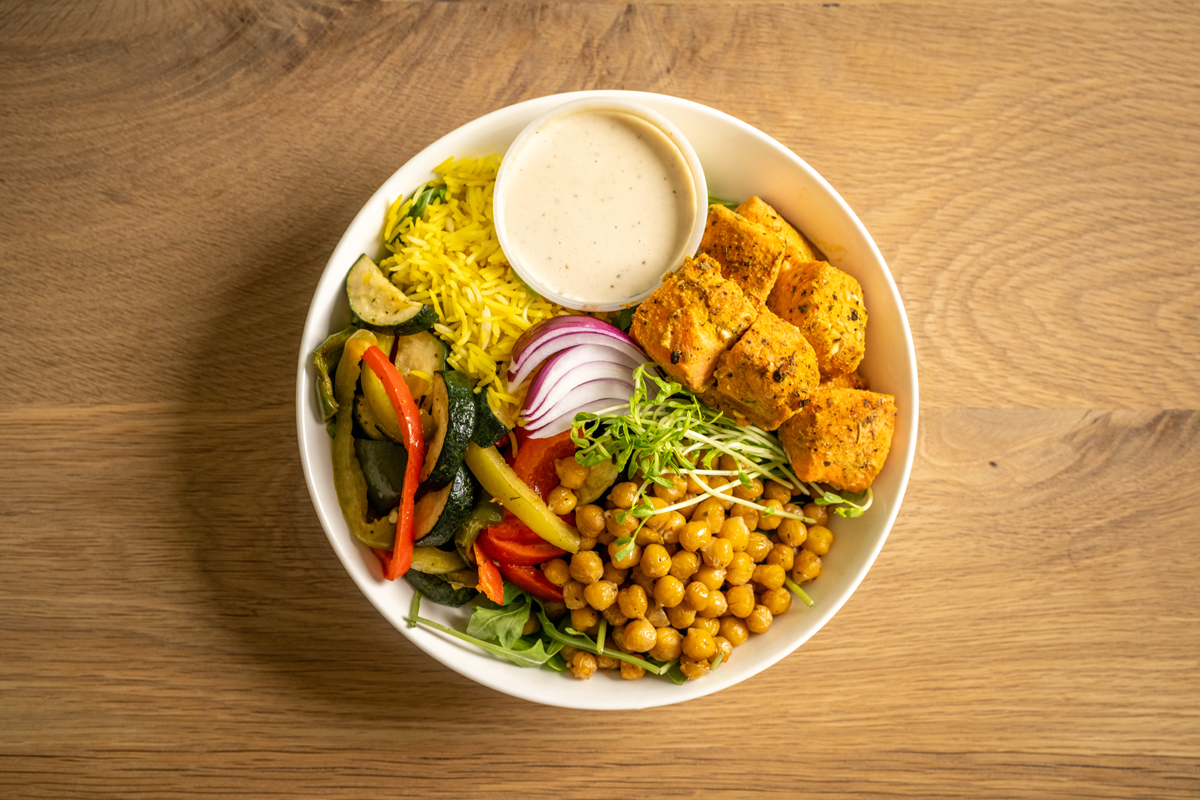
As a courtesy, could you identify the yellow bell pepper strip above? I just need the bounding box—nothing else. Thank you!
[332,329,395,551]
[474,541,504,604]
[463,443,580,554]
[361,344,425,580]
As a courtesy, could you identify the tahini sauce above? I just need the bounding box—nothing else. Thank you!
[501,110,697,305]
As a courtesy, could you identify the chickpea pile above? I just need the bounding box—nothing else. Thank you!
[540,454,834,681]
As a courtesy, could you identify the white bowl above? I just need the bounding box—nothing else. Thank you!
[296,91,919,710]
[493,97,708,311]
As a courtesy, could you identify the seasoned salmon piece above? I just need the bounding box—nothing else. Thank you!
[630,254,758,393]
[701,309,820,431]
[736,196,818,263]
[767,260,867,377]
[698,204,786,306]
[778,387,897,493]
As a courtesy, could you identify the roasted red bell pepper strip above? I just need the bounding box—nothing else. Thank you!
[477,525,567,566]
[512,430,576,501]
[474,541,504,604]
[361,345,425,580]
[497,562,564,603]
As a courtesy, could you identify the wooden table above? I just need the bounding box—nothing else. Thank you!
[3,1,1197,797]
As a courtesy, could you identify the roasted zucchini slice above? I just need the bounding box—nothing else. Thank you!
[420,370,477,488]
[471,386,511,447]
[394,330,448,400]
[345,254,437,333]
[403,569,477,607]
[413,464,479,548]
[353,438,409,518]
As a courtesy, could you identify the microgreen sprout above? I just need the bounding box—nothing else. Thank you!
[810,485,873,518]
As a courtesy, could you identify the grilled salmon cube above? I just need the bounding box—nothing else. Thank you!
[702,309,820,431]
[630,254,758,393]
[767,260,867,376]
[778,387,897,493]
[736,196,818,263]
[698,204,786,306]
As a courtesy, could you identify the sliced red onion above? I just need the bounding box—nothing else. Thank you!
[508,317,647,390]
[525,398,633,438]
[522,347,642,419]
[523,378,633,428]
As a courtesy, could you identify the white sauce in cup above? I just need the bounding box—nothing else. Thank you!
[494,100,707,311]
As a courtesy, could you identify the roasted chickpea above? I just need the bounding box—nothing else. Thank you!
[757,499,783,530]
[634,525,664,546]
[523,613,540,636]
[679,520,712,552]
[695,565,727,592]
[718,454,744,473]
[542,600,568,622]
[747,604,773,634]
[610,481,640,510]
[763,480,792,503]
[604,508,638,537]
[629,564,656,593]
[640,543,671,578]
[753,563,787,591]
[559,644,579,662]
[719,615,750,646]
[563,580,587,610]
[669,549,701,582]
[608,539,642,569]
[554,457,590,490]
[653,473,687,503]
[577,535,598,551]
[576,504,606,536]
[683,581,710,611]
[623,618,657,653]
[699,588,729,619]
[703,537,734,569]
[679,654,710,681]
[730,503,759,532]
[676,495,698,519]
[726,584,755,618]
[643,496,670,530]
[617,584,649,619]
[541,558,571,587]
[691,617,721,637]
[725,552,755,585]
[570,606,599,633]
[803,502,830,527]
[660,511,687,540]
[584,579,618,611]
[569,551,603,584]
[620,660,646,680]
[601,604,629,627]
[718,516,751,552]
[777,518,808,548]
[665,603,697,629]
[803,525,834,556]
[732,477,764,501]
[602,562,628,585]
[654,575,686,608]
[570,650,597,679]
[646,600,670,628]
[712,636,734,665]
[685,472,709,495]
[649,626,683,661]
[547,486,578,515]
[794,550,822,584]
[766,542,795,571]
[693,497,726,532]
[682,627,717,660]
[745,532,773,562]
[760,586,793,616]
[597,650,621,670]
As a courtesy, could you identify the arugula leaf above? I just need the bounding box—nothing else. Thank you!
[467,587,531,649]
[613,306,637,332]
[405,184,447,223]
[414,614,557,669]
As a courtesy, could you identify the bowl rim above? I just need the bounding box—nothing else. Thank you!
[295,90,919,709]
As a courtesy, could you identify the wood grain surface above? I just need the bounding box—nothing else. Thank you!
[2,1,1198,797]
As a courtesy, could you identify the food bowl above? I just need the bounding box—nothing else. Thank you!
[296,91,918,710]
[493,97,708,312]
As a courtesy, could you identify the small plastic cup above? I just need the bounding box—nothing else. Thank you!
[493,97,708,312]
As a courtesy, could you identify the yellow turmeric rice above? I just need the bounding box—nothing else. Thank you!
[379,155,571,423]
